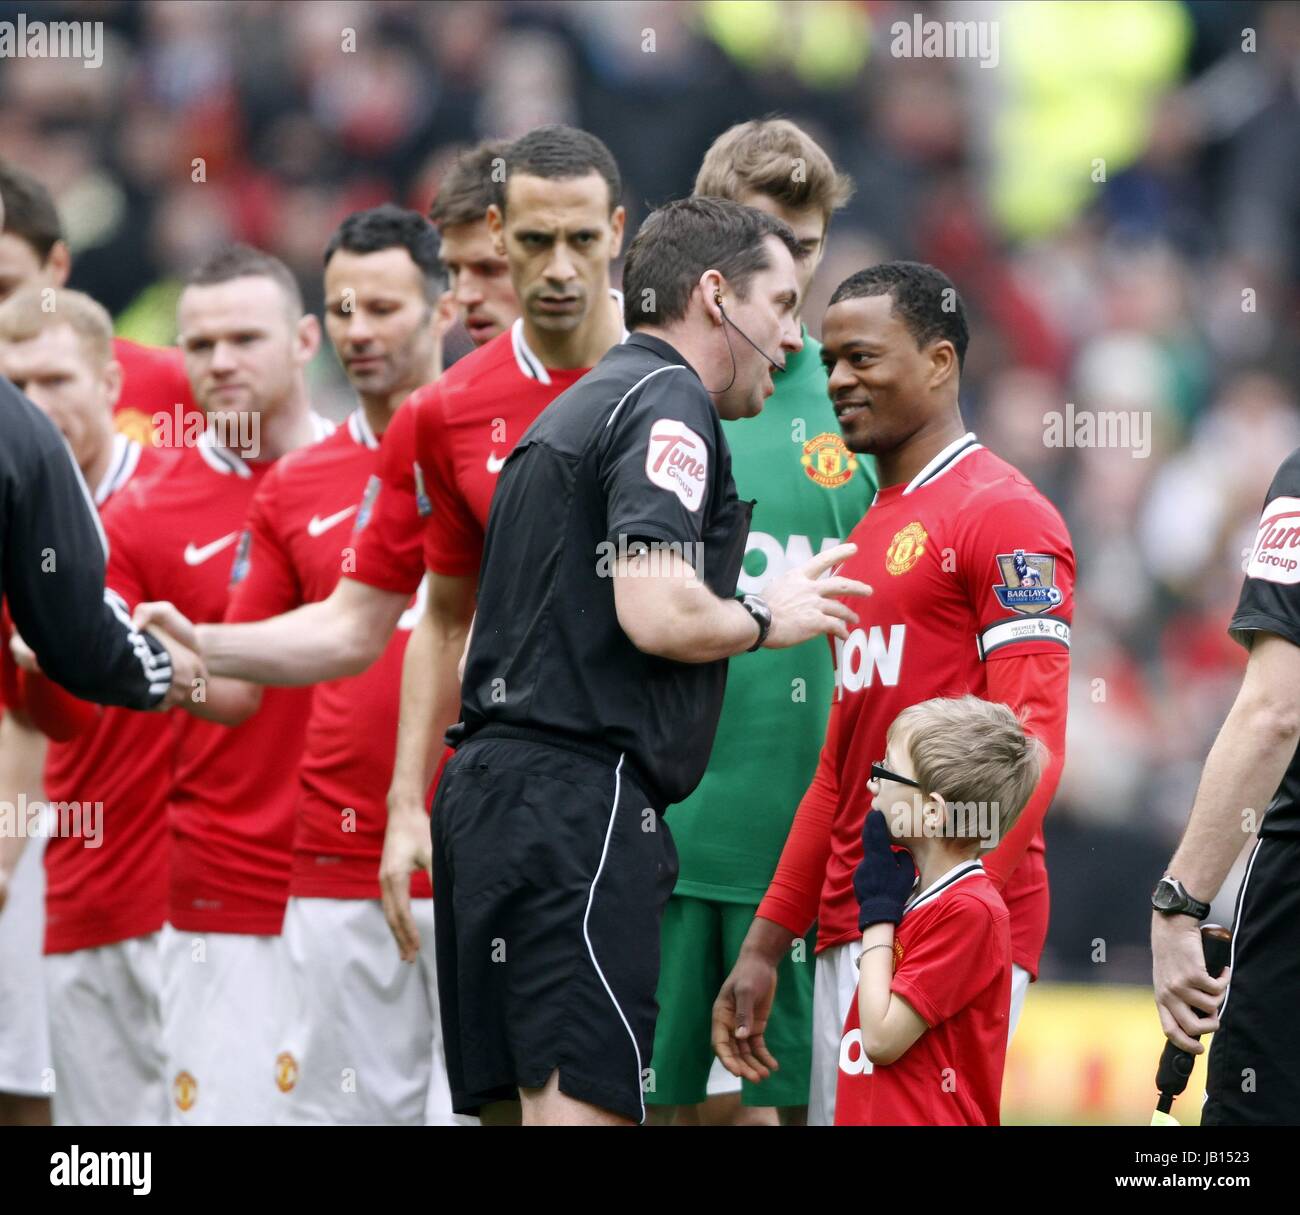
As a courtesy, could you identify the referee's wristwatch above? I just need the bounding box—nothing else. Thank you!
[1150,876,1211,921]
[737,593,772,651]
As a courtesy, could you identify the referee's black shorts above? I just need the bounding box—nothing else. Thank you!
[1203,832,1300,1125]
[430,725,678,1123]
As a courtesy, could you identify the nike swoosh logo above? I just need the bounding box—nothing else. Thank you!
[183,533,239,566]
[486,452,507,474]
[307,505,358,537]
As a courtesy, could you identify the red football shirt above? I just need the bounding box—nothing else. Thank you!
[834,862,1011,1125]
[42,436,174,953]
[757,435,1074,977]
[111,337,201,448]
[225,409,430,901]
[351,319,592,591]
[105,423,330,936]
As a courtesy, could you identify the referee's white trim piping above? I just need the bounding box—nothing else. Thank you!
[62,438,109,558]
[581,753,646,1124]
[1214,835,1262,1028]
[604,364,684,430]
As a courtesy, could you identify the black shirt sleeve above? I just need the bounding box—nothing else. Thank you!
[1,382,172,709]
[599,365,718,550]
[1230,446,1300,651]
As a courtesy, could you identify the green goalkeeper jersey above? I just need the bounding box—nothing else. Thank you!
[668,331,876,903]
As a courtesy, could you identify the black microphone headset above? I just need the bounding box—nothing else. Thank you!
[706,290,784,394]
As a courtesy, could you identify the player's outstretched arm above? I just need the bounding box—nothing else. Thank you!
[136,577,410,686]
[613,542,870,663]
[1152,631,1300,1051]
[380,571,474,962]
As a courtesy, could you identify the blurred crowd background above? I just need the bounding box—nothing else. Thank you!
[2,0,1297,999]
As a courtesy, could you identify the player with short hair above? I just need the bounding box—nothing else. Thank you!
[647,117,872,1127]
[0,160,199,445]
[108,245,331,1125]
[838,695,1043,1125]
[714,262,1074,1126]
[0,286,172,1126]
[222,205,459,1124]
[430,140,516,347]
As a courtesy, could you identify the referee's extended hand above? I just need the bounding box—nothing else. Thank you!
[762,543,871,648]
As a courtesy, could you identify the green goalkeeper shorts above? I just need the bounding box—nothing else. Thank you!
[646,894,815,1108]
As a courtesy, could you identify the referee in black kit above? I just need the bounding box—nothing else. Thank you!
[1152,444,1300,1124]
[433,197,871,1126]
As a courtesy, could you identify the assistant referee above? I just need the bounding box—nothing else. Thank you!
[1,375,193,709]
[1152,443,1300,1124]
[432,196,871,1126]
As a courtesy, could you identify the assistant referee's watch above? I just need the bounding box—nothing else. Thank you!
[737,593,772,651]
[1151,876,1211,921]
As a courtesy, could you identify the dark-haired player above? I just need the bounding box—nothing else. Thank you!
[714,262,1074,1125]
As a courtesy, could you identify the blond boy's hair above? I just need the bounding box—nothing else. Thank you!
[693,117,853,226]
[890,695,1044,843]
[0,286,114,369]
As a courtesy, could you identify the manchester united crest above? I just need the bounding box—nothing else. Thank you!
[173,1070,198,1112]
[114,408,156,447]
[275,1051,299,1093]
[885,522,928,575]
[801,432,857,489]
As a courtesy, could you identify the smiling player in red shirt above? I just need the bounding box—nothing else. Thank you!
[714,263,1074,1125]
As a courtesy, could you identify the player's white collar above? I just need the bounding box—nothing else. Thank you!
[511,289,629,384]
[904,858,984,916]
[197,428,252,478]
[347,408,380,450]
[197,412,334,476]
[93,433,142,506]
[902,432,982,495]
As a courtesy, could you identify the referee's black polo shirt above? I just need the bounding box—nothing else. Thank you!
[452,332,753,808]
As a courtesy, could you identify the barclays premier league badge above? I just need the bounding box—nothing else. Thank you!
[229,530,253,585]
[993,549,1062,615]
[356,474,382,532]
